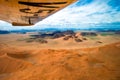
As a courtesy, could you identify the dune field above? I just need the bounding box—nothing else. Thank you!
[0,31,120,80]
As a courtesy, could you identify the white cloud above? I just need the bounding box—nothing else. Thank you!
[36,0,120,26]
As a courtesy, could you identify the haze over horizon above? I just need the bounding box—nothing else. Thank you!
[0,0,120,30]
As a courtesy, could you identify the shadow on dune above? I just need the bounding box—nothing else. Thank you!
[0,54,32,74]
[0,42,120,80]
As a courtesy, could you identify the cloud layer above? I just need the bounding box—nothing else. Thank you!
[37,0,120,25]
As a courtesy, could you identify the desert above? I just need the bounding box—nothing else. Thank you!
[0,30,120,80]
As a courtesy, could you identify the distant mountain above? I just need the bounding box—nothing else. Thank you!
[0,30,10,34]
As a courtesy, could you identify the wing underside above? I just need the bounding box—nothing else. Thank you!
[0,0,77,26]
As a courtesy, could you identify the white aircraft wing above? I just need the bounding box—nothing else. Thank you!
[0,0,77,26]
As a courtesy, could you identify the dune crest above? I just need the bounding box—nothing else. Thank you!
[0,42,120,80]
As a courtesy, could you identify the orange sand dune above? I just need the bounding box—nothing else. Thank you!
[0,42,120,80]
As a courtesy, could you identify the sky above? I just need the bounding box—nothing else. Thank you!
[0,0,120,30]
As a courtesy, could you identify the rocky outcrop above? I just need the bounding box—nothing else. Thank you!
[81,32,97,36]
[82,37,87,40]
[30,30,76,39]
[75,38,83,42]
[115,31,120,34]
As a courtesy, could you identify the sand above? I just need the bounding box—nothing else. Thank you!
[0,33,120,80]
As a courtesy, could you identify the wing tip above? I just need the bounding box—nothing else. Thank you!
[12,22,34,26]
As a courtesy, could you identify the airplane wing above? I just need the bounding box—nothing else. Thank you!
[0,0,77,26]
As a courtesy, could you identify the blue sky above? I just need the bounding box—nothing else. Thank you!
[0,0,120,30]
